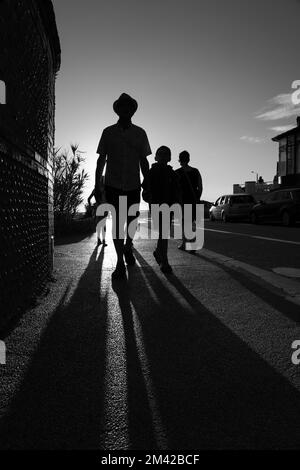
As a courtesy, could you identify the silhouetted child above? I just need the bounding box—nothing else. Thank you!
[147,146,180,274]
[88,176,108,247]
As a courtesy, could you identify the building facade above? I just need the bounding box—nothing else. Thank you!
[0,0,61,329]
[232,180,278,200]
[272,117,300,189]
[233,117,300,198]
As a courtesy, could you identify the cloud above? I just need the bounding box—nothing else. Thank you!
[256,93,300,121]
[240,136,266,144]
[269,124,295,133]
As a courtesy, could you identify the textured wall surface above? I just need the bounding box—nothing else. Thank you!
[0,0,60,329]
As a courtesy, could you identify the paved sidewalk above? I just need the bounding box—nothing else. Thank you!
[1,230,300,449]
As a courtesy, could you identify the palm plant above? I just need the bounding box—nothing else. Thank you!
[53,144,89,219]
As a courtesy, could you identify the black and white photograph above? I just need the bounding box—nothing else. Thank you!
[1,0,300,458]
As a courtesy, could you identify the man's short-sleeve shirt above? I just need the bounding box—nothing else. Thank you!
[97,123,151,191]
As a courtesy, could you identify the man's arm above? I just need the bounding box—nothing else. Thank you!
[140,130,151,186]
[95,129,107,202]
[140,157,150,181]
[95,154,106,202]
[197,170,203,200]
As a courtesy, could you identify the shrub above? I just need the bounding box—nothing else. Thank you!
[53,144,89,219]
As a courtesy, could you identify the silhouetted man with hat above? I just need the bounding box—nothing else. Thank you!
[95,93,151,279]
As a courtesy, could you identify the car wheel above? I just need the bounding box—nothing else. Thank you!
[282,211,292,227]
[222,212,228,223]
[250,212,259,224]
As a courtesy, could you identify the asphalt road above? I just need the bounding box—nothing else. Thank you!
[203,219,300,275]
[0,221,300,450]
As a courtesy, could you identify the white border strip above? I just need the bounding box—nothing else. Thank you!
[199,248,300,306]
[203,227,300,246]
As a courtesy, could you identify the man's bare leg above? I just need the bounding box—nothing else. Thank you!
[124,213,139,265]
[112,209,126,279]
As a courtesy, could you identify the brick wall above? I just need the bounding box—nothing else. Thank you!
[0,0,60,330]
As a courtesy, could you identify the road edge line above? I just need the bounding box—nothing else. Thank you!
[198,248,300,307]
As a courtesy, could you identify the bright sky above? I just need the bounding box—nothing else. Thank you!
[52,0,300,206]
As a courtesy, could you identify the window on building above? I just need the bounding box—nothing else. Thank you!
[278,138,287,176]
[296,141,300,174]
[287,135,295,175]
[0,80,6,104]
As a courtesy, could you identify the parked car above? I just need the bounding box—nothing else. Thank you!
[201,200,213,219]
[209,193,256,222]
[250,188,300,226]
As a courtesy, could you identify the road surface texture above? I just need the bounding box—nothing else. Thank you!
[0,216,300,450]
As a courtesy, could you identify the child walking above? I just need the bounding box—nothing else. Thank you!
[146,146,181,274]
[88,176,108,247]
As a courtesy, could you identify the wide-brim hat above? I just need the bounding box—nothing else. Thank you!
[113,93,138,116]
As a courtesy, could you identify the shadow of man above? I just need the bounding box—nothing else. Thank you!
[111,278,157,450]
[122,250,300,450]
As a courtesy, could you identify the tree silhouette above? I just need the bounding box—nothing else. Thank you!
[53,144,89,219]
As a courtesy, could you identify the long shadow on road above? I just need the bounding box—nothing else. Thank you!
[0,247,107,450]
[122,251,300,449]
[111,280,158,450]
[2,246,300,449]
[193,251,300,324]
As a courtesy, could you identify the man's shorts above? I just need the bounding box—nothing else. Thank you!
[105,185,141,216]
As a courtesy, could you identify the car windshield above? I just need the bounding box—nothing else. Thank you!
[292,190,300,202]
[231,195,254,204]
